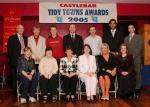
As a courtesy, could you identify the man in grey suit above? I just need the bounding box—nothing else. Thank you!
[124,24,143,97]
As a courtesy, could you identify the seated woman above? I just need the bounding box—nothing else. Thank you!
[97,43,117,101]
[17,47,37,104]
[116,43,135,99]
[59,47,78,102]
[78,44,97,102]
[39,47,58,103]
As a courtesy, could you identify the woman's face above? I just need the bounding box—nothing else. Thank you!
[24,50,32,58]
[120,45,127,54]
[101,46,109,55]
[46,50,52,58]
[66,49,73,57]
[84,46,90,55]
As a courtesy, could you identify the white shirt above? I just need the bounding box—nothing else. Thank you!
[84,35,102,56]
[111,29,116,37]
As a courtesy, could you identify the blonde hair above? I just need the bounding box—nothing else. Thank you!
[100,43,110,55]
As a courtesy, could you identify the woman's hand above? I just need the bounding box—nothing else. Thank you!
[121,72,129,76]
[27,74,32,80]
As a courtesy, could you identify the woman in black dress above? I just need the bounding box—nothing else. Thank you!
[116,43,135,99]
[97,43,117,101]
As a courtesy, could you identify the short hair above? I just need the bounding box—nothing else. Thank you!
[24,47,32,53]
[50,25,57,29]
[89,26,96,30]
[128,24,135,28]
[65,46,73,52]
[83,44,92,55]
[45,47,53,52]
[100,43,110,54]
[109,19,117,24]
[33,25,40,30]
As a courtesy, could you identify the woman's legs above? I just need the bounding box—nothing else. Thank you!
[99,76,105,99]
[90,76,97,100]
[104,75,111,99]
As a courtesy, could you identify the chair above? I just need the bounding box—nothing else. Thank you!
[17,73,40,102]
[58,71,79,101]
[0,53,7,88]
[98,75,118,99]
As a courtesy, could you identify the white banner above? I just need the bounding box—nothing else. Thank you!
[39,3,117,23]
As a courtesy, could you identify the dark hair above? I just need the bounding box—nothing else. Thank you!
[49,25,57,29]
[83,44,92,55]
[45,47,53,52]
[119,43,128,54]
[109,19,117,24]
[65,46,73,52]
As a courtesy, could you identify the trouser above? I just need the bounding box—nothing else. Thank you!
[134,62,142,89]
[40,74,58,96]
[80,74,97,96]
[10,65,17,95]
[62,75,78,96]
[18,73,38,99]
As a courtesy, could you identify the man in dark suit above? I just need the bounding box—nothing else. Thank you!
[7,24,27,95]
[124,24,143,97]
[103,19,124,55]
[63,24,83,57]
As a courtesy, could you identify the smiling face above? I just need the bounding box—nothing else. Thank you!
[66,49,73,57]
[69,24,76,33]
[16,25,24,35]
[24,49,32,59]
[120,45,127,55]
[89,27,96,36]
[84,46,91,55]
[50,27,57,36]
[46,50,53,58]
[33,28,40,38]
[109,20,117,30]
[128,25,135,33]
[101,44,109,55]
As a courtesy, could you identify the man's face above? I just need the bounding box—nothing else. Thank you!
[16,25,24,35]
[109,21,117,30]
[89,27,96,35]
[69,24,76,33]
[128,25,135,33]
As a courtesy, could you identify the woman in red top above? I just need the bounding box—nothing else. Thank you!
[46,25,64,60]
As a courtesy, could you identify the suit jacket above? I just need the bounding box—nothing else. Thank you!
[124,34,143,63]
[7,34,27,67]
[103,29,124,52]
[78,54,97,73]
[28,35,46,64]
[63,34,83,56]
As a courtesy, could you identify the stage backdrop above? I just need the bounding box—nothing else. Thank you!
[39,3,117,23]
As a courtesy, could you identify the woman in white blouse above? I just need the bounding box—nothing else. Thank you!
[78,44,98,102]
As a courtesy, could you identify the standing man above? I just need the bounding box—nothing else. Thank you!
[46,25,64,60]
[84,26,102,56]
[7,24,27,95]
[63,24,83,57]
[28,25,46,71]
[124,25,143,97]
[103,19,124,55]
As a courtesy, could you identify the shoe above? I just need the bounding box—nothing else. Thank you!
[43,96,47,103]
[71,98,76,103]
[105,97,109,101]
[66,95,70,102]
[52,95,57,102]
[29,97,36,103]
[20,98,27,104]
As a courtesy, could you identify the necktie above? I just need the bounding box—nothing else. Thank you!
[129,35,133,42]
[19,36,25,54]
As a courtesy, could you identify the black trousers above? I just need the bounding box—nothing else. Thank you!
[62,75,78,96]
[40,74,58,96]
[10,65,17,95]
[18,73,38,99]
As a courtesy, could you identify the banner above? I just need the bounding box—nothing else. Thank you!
[39,3,117,23]
[3,9,21,52]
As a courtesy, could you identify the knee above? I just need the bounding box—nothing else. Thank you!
[99,76,104,83]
